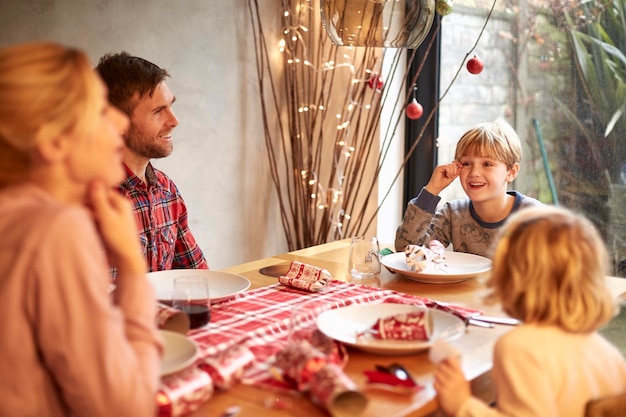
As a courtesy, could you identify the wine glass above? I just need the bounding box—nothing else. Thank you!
[288,299,333,345]
[172,275,211,329]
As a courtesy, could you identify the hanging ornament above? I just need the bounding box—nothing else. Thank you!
[406,87,424,120]
[367,73,384,92]
[407,99,424,120]
[466,54,484,74]
[435,0,453,16]
[539,54,550,71]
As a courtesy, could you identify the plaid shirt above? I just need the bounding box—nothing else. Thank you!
[117,163,208,275]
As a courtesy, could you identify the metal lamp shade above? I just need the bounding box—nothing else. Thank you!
[320,0,436,48]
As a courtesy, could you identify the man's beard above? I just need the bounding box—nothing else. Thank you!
[124,126,173,159]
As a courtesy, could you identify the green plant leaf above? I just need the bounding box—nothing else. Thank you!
[605,104,625,137]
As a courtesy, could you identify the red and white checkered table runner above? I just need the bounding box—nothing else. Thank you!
[158,280,480,416]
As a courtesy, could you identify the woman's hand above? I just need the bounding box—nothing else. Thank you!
[87,181,145,275]
[425,161,463,196]
[434,356,471,416]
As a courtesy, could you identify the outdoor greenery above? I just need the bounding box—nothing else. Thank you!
[548,0,626,273]
[444,0,626,274]
[550,0,625,192]
[248,0,626,274]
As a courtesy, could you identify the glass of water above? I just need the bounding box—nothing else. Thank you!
[348,236,381,279]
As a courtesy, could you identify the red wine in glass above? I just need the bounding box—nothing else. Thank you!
[172,276,211,330]
[178,304,211,329]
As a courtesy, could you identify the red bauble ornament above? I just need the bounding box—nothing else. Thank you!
[539,58,550,71]
[406,99,424,120]
[466,55,484,74]
[368,74,384,91]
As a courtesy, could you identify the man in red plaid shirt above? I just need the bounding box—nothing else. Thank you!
[96,52,209,275]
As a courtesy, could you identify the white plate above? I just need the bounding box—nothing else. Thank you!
[316,303,466,355]
[160,330,198,376]
[381,252,491,284]
[147,269,251,303]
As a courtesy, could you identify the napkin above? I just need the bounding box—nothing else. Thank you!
[156,303,191,334]
[363,367,422,393]
[278,261,332,292]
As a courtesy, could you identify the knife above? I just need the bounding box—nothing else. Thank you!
[470,315,520,326]
[467,318,494,328]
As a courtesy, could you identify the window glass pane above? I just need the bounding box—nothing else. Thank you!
[438,0,626,276]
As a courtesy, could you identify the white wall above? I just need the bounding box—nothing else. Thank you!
[438,7,515,202]
[0,0,404,268]
[0,0,288,269]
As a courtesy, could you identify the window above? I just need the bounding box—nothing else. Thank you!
[405,0,626,276]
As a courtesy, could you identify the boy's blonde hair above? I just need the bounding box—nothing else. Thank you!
[486,205,616,333]
[454,118,522,169]
[0,42,99,187]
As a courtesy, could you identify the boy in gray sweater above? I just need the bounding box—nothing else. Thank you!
[395,118,542,258]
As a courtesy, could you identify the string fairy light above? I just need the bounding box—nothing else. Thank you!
[264,0,394,244]
[249,0,470,248]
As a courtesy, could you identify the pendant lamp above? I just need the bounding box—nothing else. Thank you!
[321,0,436,48]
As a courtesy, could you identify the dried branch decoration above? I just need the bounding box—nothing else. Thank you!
[247,0,494,250]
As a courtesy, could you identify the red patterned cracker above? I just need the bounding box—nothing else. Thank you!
[404,240,447,272]
[360,309,433,341]
[310,329,348,367]
[199,345,254,389]
[158,367,214,417]
[278,261,332,292]
[404,245,433,272]
[428,239,446,266]
[275,341,328,390]
[310,363,367,415]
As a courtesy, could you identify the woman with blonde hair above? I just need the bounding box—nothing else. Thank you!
[0,42,162,416]
[434,205,626,416]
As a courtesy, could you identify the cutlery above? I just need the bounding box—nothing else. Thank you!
[364,363,420,392]
[375,363,416,385]
[470,315,519,326]
[467,318,494,328]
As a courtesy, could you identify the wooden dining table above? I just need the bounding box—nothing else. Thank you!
[187,239,626,417]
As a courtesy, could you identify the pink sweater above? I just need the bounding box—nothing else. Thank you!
[0,185,162,417]
[458,324,626,417]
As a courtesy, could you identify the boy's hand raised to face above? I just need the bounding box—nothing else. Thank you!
[425,161,463,196]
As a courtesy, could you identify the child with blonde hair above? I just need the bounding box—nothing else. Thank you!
[395,118,542,257]
[434,205,626,416]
